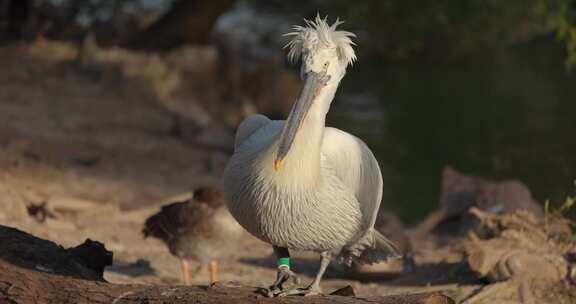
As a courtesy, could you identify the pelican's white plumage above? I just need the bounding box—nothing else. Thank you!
[284,17,357,66]
[222,16,400,296]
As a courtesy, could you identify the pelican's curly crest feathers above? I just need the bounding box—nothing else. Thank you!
[284,15,357,66]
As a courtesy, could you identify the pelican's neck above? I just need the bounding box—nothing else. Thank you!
[272,81,340,186]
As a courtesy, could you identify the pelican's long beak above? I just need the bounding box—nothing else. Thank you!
[275,70,330,172]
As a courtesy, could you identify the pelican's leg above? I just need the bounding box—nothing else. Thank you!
[277,251,331,297]
[181,259,190,286]
[265,246,300,297]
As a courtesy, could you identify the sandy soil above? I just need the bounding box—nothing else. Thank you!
[0,40,490,302]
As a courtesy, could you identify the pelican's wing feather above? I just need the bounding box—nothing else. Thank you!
[321,127,383,231]
[233,114,272,150]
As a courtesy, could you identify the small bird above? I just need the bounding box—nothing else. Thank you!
[142,186,240,286]
[222,16,401,297]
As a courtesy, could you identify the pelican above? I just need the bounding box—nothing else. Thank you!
[221,16,401,296]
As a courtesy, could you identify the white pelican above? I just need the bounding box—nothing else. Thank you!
[221,16,401,296]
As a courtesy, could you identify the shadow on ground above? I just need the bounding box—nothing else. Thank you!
[106,258,156,277]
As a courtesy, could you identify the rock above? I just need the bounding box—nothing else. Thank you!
[441,167,543,218]
[465,208,572,284]
[467,240,508,278]
[419,167,544,236]
[492,251,565,282]
[467,242,566,282]
[462,207,576,304]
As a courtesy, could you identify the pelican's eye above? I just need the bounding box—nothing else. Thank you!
[323,62,330,70]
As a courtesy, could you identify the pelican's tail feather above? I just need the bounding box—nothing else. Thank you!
[337,229,402,266]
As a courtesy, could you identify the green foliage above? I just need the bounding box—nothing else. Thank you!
[558,196,575,214]
[544,182,576,240]
[545,196,575,218]
[249,0,576,66]
[555,3,576,70]
[332,0,567,53]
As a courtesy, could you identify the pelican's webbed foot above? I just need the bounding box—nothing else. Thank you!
[265,266,300,297]
[275,250,331,297]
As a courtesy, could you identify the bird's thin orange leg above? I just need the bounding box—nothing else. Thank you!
[181,259,190,286]
[209,260,218,287]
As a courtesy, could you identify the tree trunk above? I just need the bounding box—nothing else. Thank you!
[0,0,31,42]
[127,0,236,51]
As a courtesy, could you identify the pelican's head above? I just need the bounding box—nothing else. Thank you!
[275,16,356,172]
[286,15,357,84]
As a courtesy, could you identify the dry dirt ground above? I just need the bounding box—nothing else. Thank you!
[3,40,571,303]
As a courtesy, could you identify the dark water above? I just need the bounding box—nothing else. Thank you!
[330,38,576,224]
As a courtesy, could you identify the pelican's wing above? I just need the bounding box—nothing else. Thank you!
[321,127,383,231]
[233,114,271,149]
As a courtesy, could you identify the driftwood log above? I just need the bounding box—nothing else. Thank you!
[0,225,454,304]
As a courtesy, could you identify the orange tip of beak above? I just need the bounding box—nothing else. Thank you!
[274,159,282,172]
